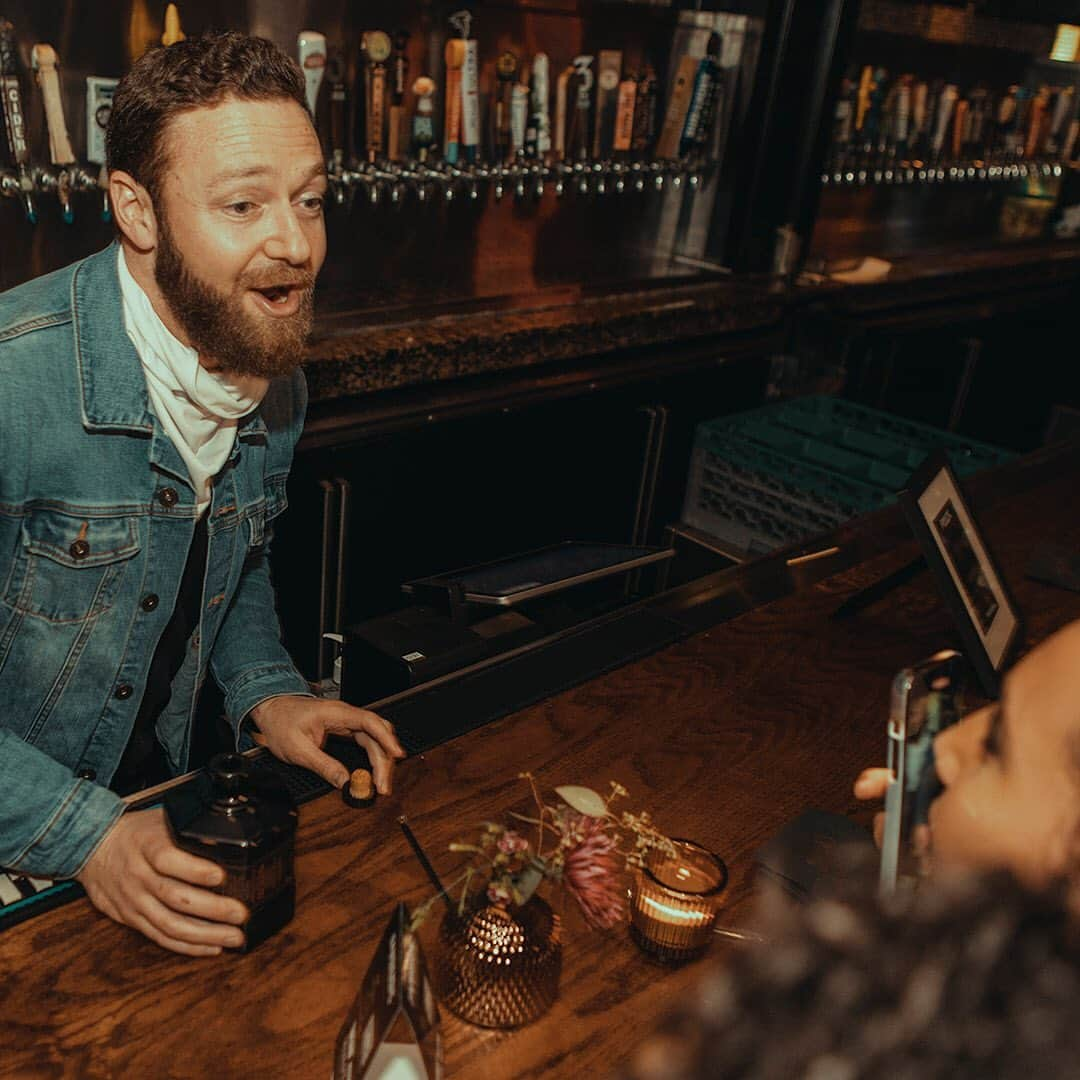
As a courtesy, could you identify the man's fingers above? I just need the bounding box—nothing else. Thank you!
[913,823,932,856]
[329,706,405,759]
[291,740,350,788]
[134,893,246,950]
[854,767,892,800]
[151,875,247,925]
[128,910,226,957]
[356,732,393,796]
[151,844,226,889]
[872,810,885,849]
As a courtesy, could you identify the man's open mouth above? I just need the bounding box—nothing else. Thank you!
[248,282,309,317]
[253,285,296,305]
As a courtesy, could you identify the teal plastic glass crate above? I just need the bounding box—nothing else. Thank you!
[682,396,1013,557]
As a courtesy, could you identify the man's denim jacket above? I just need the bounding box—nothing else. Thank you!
[0,244,312,879]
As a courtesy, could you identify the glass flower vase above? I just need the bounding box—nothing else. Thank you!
[434,895,562,1029]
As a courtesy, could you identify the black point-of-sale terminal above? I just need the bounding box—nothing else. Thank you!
[337,542,672,705]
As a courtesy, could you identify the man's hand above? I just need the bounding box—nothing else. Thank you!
[854,766,931,858]
[76,808,247,956]
[854,767,892,847]
[250,696,405,794]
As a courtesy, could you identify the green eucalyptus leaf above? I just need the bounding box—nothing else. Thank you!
[555,784,608,817]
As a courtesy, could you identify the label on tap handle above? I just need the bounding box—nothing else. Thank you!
[569,55,593,161]
[362,30,392,163]
[0,19,30,165]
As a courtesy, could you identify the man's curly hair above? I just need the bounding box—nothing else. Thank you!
[106,31,308,202]
[621,871,1080,1080]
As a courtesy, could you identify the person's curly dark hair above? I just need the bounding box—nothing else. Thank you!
[620,871,1080,1080]
[107,31,307,203]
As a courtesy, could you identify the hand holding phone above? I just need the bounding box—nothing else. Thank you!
[879,650,966,893]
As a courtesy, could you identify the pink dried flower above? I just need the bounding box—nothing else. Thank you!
[562,813,625,930]
[497,830,530,855]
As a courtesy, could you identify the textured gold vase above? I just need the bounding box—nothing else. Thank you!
[434,896,562,1029]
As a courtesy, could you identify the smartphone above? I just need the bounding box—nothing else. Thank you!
[879,649,966,893]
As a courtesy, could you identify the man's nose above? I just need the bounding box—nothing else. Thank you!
[263,204,312,266]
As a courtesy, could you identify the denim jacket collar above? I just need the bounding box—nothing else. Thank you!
[74,242,156,435]
[72,244,268,479]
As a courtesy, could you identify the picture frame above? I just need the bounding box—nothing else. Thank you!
[898,451,1022,698]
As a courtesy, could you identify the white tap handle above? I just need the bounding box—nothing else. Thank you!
[531,53,550,154]
[31,43,75,166]
[461,39,480,156]
[297,30,327,118]
[510,82,528,154]
[932,84,958,154]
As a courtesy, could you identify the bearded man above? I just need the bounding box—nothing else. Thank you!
[0,32,402,955]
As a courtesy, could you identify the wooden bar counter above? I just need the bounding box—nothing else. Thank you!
[3,443,1080,1079]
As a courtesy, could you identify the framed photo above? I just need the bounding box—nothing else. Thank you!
[899,452,1022,698]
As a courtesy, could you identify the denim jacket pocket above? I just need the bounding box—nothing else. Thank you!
[5,510,140,622]
[247,473,289,548]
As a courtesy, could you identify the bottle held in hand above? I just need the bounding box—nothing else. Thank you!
[165,753,298,951]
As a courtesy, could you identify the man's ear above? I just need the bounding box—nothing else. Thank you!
[109,169,158,251]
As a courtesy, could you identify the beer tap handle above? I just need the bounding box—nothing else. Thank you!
[613,70,637,160]
[0,19,36,223]
[86,75,117,222]
[297,31,327,122]
[952,97,968,161]
[911,80,928,157]
[510,81,528,161]
[31,43,76,223]
[326,51,348,185]
[451,11,479,164]
[631,67,657,161]
[161,3,185,47]
[656,55,696,161]
[593,49,622,159]
[894,75,911,158]
[1026,86,1049,159]
[529,53,550,158]
[569,54,593,163]
[411,75,436,164]
[494,51,517,162]
[855,65,874,136]
[931,84,957,156]
[444,33,465,164]
[388,30,409,162]
[679,33,723,163]
[361,31,391,164]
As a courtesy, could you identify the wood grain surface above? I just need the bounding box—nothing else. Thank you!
[2,446,1079,1080]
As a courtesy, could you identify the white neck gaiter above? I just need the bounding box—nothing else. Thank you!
[117,246,269,513]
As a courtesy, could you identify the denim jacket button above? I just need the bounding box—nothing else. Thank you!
[157,487,179,507]
[141,593,160,612]
[75,767,97,781]
[69,538,90,560]
[114,683,133,700]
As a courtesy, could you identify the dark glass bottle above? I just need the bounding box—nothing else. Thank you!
[164,753,298,952]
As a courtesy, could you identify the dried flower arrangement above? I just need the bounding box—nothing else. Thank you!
[411,773,676,932]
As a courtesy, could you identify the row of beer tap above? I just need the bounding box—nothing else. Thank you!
[822,65,1078,187]
[0,5,730,223]
[275,11,725,207]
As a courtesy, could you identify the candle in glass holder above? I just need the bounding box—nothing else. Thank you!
[630,839,728,963]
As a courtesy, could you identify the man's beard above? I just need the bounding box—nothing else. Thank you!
[154,216,316,380]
